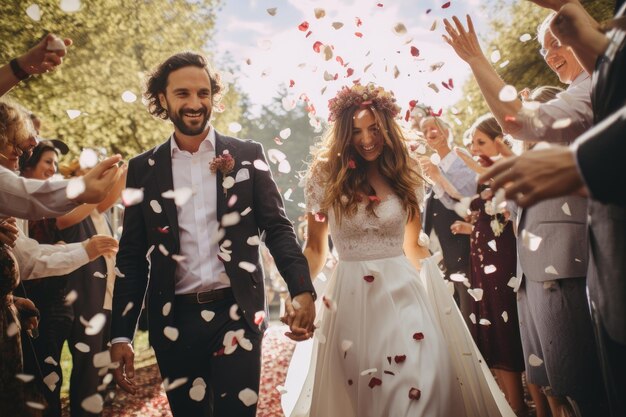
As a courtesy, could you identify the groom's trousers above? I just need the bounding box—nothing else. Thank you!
[154,292,263,417]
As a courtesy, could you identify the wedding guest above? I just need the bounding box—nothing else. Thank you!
[417,116,474,328]
[0,102,123,219]
[15,142,120,417]
[482,2,626,414]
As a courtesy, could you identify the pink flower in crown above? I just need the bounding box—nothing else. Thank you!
[210,150,235,175]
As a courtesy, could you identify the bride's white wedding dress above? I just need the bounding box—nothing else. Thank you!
[282,168,515,417]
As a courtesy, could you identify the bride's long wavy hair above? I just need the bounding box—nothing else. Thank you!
[310,104,422,224]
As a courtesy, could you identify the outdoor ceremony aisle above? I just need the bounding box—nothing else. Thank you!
[60,325,296,417]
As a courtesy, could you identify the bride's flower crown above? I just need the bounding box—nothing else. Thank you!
[328,83,401,122]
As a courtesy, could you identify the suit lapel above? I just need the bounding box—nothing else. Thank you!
[154,138,180,249]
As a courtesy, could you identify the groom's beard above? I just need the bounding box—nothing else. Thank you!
[168,103,211,136]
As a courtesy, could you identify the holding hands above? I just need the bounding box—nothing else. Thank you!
[282,292,316,341]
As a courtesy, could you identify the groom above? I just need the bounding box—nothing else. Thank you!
[110,52,316,417]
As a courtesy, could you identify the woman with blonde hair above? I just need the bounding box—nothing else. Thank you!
[283,84,515,417]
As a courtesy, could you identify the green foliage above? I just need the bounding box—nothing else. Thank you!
[0,0,247,159]
[449,0,614,141]
[239,86,326,230]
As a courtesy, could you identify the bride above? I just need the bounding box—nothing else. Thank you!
[281,83,515,417]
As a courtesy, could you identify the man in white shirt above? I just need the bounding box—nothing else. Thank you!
[110,52,316,417]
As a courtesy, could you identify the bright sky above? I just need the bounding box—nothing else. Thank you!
[212,0,497,122]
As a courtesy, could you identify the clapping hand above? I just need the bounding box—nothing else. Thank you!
[282,292,316,342]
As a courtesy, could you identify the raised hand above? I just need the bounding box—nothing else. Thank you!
[18,34,73,75]
[442,15,484,64]
[110,342,138,394]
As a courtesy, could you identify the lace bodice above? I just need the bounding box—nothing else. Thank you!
[305,165,424,261]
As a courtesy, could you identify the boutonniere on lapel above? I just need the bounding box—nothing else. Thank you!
[210,150,236,195]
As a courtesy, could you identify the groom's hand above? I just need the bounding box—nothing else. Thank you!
[285,292,315,342]
[111,342,138,394]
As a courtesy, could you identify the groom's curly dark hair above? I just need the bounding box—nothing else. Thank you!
[145,52,224,120]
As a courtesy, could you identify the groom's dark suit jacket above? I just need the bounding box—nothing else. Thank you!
[111,132,314,351]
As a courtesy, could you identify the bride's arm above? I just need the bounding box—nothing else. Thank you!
[302,212,330,279]
[403,212,430,271]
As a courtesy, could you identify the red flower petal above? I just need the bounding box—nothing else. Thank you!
[363,275,374,283]
[409,99,418,108]
[313,41,323,53]
[409,387,421,400]
[448,78,454,88]
[404,109,411,122]
[314,212,326,222]
[368,195,381,203]
[156,226,170,234]
[348,159,356,169]
[299,21,309,31]
[368,377,382,388]
[394,355,407,363]
[430,108,443,117]
[441,1,451,9]
[413,332,424,341]
[355,32,363,38]
[306,30,312,38]
[213,346,225,356]
[410,46,420,57]
[442,81,451,90]
[346,68,354,78]
[336,56,344,66]
[377,3,384,7]
[355,17,362,27]
[289,79,295,87]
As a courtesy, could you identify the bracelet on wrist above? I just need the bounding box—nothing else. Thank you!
[9,58,30,81]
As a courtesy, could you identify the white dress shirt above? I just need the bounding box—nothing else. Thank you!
[13,219,90,280]
[0,165,77,219]
[170,127,228,294]
[515,72,592,144]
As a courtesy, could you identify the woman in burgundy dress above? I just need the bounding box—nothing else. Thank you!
[450,114,527,415]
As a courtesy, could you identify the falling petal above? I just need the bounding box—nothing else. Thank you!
[43,371,60,389]
[266,7,277,16]
[121,90,137,103]
[222,176,235,190]
[469,313,476,324]
[332,22,344,30]
[189,385,206,401]
[228,122,242,133]
[507,276,520,290]
[393,22,407,35]
[241,207,252,216]
[158,244,169,256]
[278,160,291,174]
[545,265,558,275]
[44,356,59,366]
[163,377,188,391]
[410,46,420,57]
[521,229,542,251]
[150,200,162,214]
[450,273,468,283]
[16,373,35,382]
[163,326,179,341]
[279,128,291,139]
[221,212,241,227]
[66,109,82,119]
[239,388,258,407]
[66,177,86,199]
[341,340,353,352]
[298,21,309,31]
[229,304,241,321]
[254,311,266,326]
[468,288,484,301]
[65,290,78,306]
[552,118,572,129]
[121,188,144,207]
[528,354,544,367]
[27,401,46,410]
[314,8,326,19]
[162,187,193,206]
[490,50,501,63]
[561,202,571,216]
[122,302,134,317]
[430,153,441,166]
[162,302,172,317]
[93,350,111,368]
[80,394,103,413]
[60,0,81,12]
[239,261,257,273]
[483,265,497,274]
[498,85,518,102]
[85,313,107,336]
[519,33,532,42]
[253,159,270,171]
[360,368,378,376]
[479,318,491,326]
[26,4,42,21]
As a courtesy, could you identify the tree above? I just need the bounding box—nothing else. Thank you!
[0,0,245,158]
[448,0,614,140]
[239,86,326,229]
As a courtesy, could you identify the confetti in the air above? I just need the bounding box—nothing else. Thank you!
[498,85,518,102]
[26,4,42,21]
[121,90,137,103]
[60,0,81,13]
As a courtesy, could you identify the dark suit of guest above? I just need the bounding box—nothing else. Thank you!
[423,191,473,329]
[112,130,315,417]
[573,5,626,415]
